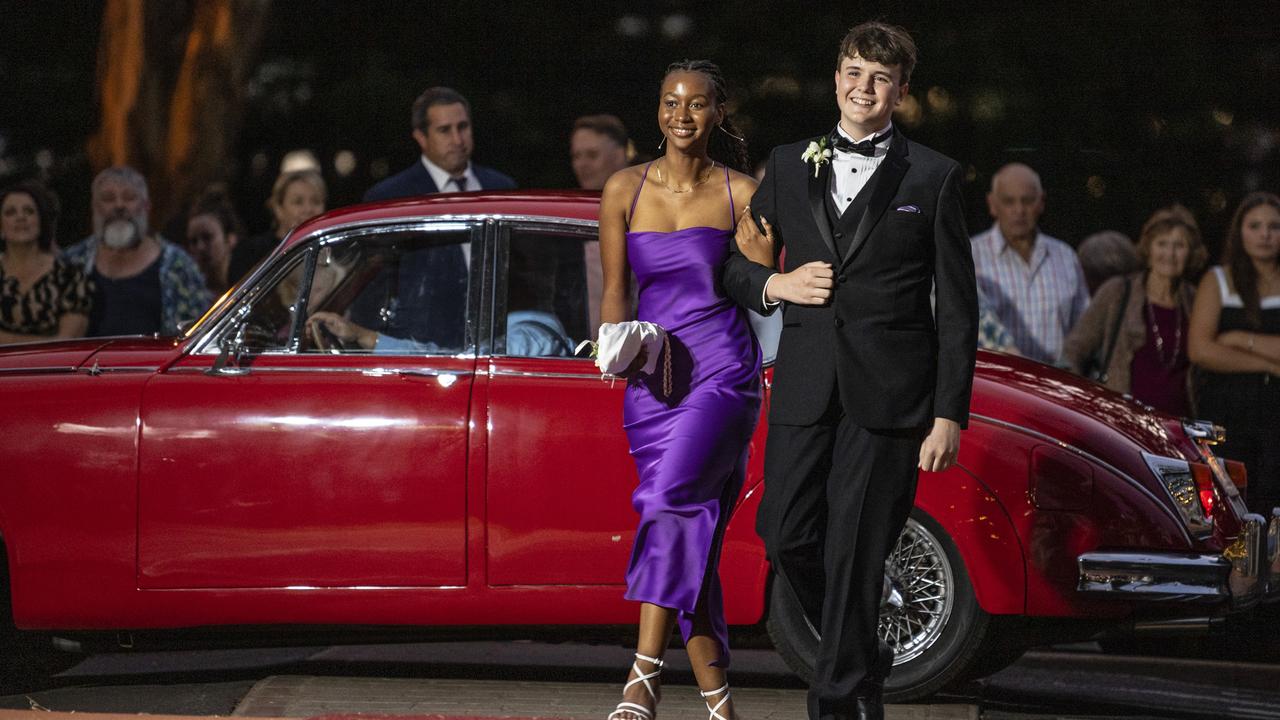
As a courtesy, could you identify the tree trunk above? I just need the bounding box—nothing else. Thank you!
[89,0,270,229]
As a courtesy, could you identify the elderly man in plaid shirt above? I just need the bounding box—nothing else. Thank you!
[971,163,1090,364]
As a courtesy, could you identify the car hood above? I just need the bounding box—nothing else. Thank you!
[971,350,1184,461]
[0,336,183,373]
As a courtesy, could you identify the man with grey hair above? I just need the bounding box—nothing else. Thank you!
[63,166,210,336]
[971,162,1089,363]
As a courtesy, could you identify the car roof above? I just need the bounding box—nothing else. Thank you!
[281,190,603,252]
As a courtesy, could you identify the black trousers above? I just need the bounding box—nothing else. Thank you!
[759,391,923,720]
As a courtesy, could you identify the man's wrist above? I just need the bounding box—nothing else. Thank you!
[763,272,782,307]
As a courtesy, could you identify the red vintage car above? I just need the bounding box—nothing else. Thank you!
[1,191,1275,700]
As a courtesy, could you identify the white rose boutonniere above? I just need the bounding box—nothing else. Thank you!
[801,137,832,177]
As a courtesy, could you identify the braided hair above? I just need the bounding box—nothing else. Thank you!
[663,60,749,174]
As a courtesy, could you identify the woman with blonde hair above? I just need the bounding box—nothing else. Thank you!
[228,169,327,283]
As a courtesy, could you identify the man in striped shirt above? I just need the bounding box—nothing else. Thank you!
[971,163,1090,364]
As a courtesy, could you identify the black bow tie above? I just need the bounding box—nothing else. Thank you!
[830,129,892,156]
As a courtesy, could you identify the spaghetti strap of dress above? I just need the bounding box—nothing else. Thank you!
[724,163,735,228]
[627,163,653,228]
[1214,266,1233,304]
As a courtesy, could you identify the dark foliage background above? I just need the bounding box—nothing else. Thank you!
[2,1,1278,260]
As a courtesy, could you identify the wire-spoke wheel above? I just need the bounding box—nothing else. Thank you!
[879,517,955,665]
[768,508,1017,702]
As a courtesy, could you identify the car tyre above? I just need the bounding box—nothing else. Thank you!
[767,508,1015,701]
[1,554,76,693]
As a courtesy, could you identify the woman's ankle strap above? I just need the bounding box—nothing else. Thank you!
[700,683,730,698]
[634,652,665,666]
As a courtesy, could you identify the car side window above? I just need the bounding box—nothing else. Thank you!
[234,251,308,354]
[498,226,600,358]
[297,227,474,355]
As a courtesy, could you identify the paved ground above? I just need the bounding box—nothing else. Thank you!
[234,675,978,719]
[6,640,1280,719]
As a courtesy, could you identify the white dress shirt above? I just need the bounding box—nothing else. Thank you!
[421,155,478,193]
[420,155,476,265]
[829,122,893,213]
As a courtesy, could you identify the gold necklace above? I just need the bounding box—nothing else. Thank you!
[654,160,716,194]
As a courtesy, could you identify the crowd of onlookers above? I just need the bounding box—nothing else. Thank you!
[970,162,1280,515]
[0,87,634,345]
[0,85,1277,512]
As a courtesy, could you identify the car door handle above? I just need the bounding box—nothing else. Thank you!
[394,369,472,378]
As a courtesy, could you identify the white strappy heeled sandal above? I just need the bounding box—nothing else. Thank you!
[607,652,665,720]
[700,683,731,720]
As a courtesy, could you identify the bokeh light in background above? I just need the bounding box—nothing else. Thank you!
[2,1,1277,260]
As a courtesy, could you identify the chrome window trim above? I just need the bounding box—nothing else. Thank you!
[188,246,312,356]
[186,215,596,349]
[188,220,485,358]
[490,219,600,359]
[969,412,1194,545]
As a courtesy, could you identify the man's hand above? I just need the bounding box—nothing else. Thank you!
[735,205,776,268]
[308,311,377,350]
[764,261,833,305]
[919,417,961,472]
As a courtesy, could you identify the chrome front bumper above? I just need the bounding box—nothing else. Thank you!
[1078,513,1273,608]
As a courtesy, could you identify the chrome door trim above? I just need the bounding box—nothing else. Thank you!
[0,366,80,376]
[168,365,474,377]
[489,366,604,381]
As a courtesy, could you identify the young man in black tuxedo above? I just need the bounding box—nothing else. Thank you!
[725,21,978,720]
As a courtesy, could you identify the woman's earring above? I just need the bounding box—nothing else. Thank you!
[718,124,745,142]
[657,135,666,150]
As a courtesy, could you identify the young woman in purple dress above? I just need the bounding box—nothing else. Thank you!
[597,60,772,720]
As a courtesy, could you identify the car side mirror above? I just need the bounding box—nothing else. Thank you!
[207,323,250,376]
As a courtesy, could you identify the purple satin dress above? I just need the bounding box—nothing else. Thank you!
[622,164,762,667]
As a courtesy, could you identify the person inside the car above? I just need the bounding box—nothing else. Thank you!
[305,248,571,357]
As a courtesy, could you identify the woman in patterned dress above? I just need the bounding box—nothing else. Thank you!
[0,180,91,343]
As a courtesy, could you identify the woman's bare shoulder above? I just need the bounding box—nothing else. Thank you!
[726,168,759,200]
[600,164,649,211]
[602,164,649,204]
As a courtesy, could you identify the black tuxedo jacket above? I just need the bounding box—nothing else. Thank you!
[363,159,516,202]
[724,131,977,429]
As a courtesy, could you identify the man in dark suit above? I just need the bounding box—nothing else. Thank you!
[357,87,514,350]
[364,86,515,202]
[725,22,977,720]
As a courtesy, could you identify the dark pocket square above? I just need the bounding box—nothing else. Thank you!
[895,205,922,213]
